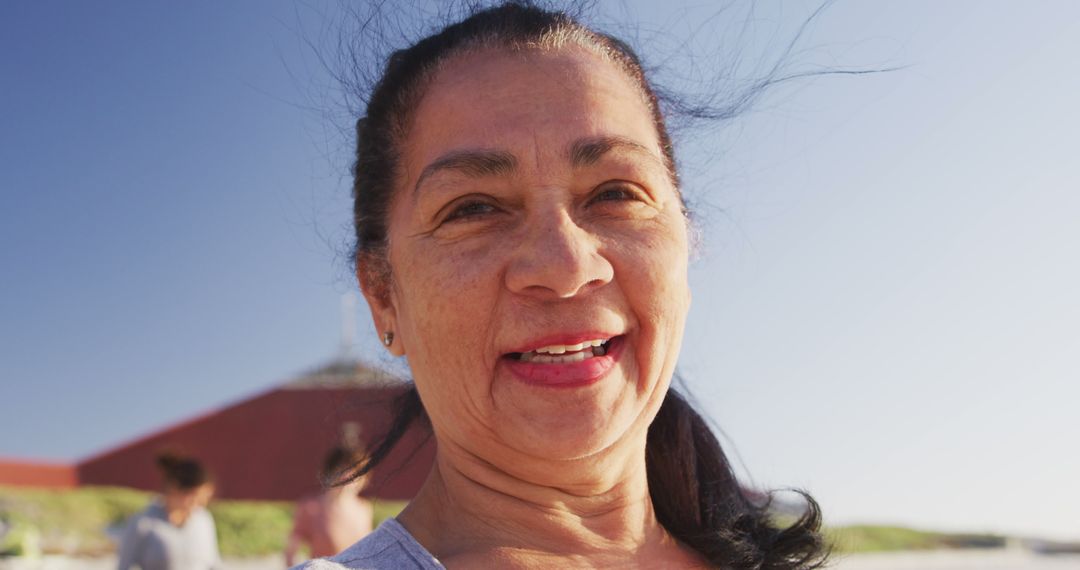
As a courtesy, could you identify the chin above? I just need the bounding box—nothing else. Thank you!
[491,379,643,463]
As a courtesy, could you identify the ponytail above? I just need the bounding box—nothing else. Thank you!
[646,389,828,569]
[347,387,427,482]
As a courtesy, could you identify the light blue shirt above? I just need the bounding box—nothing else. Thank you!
[294,518,443,570]
[116,501,222,570]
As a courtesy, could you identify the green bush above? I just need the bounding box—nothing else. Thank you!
[827,525,939,552]
[0,512,42,557]
[209,500,293,557]
[0,486,408,558]
[372,500,406,527]
[209,498,405,557]
[827,524,1009,553]
[0,485,148,555]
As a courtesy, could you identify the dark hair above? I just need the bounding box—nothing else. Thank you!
[155,452,211,491]
[351,2,676,286]
[346,3,826,568]
[319,445,368,487]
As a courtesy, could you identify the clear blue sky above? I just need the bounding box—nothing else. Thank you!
[2,1,1077,541]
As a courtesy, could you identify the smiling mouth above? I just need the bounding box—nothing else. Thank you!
[506,337,614,364]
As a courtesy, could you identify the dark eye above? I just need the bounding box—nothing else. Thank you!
[590,184,639,204]
[443,199,497,222]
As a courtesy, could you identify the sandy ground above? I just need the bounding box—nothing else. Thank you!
[3,550,1080,569]
[0,555,282,569]
[830,549,1080,569]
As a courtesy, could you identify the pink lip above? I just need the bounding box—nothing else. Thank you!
[502,336,624,389]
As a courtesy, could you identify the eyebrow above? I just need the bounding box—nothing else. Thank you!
[412,135,664,196]
[569,135,660,168]
[413,149,517,196]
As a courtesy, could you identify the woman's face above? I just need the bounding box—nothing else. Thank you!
[164,482,214,514]
[367,48,690,465]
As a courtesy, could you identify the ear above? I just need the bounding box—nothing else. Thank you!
[357,254,405,357]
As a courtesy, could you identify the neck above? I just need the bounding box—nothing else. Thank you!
[162,501,192,527]
[324,480,363,501]
[398,436,693,567]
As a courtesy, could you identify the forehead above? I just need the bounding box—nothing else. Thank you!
[403,47,660,175]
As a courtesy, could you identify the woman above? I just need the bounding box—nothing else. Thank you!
[285,446,374,565]
[302,3,825,568]
[117,452,221,570]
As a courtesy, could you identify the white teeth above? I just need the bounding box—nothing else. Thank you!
[527,351,589,364]
[533,339,607,355]
[517,338,611,363]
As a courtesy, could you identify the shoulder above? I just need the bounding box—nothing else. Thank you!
[125,503,164,532]
[296,494,320,508]
[293,496,323,527]
[295,496,321,518]
[190,506,216,527]
[291,518,443,570]
[193,507,218,535]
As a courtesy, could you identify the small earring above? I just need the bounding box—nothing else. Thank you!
[382,331,394,347]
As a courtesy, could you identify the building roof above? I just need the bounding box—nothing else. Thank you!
[0,356,429,498]
[280,358,408,390]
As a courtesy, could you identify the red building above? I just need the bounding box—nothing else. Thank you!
[0,459,77,488]
[0,360,433,501]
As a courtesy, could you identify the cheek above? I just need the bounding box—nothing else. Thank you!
[611,223,690,324]
[391,243,508,441]
[608,223,690,392]
[391,242,504,395]
[396,244,499,334]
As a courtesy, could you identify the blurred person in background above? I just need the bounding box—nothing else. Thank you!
[285,446,373,565]
[117,452,221,570]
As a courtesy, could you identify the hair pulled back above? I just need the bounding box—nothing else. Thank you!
[155,452,211,491]
[320,445,369,487]
[348,3,826,568]
[351,1,674,279]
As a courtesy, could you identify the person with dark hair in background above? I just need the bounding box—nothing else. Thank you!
[299,2,826,569]
[285,446,374,565]
[117,452,221,570]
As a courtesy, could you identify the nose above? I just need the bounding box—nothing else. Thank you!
[505,207,614,299]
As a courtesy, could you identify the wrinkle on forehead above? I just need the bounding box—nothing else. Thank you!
[400,46,665,199]
[411,133,670,202]
[532,131,543,174]
[409,44,653,137]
